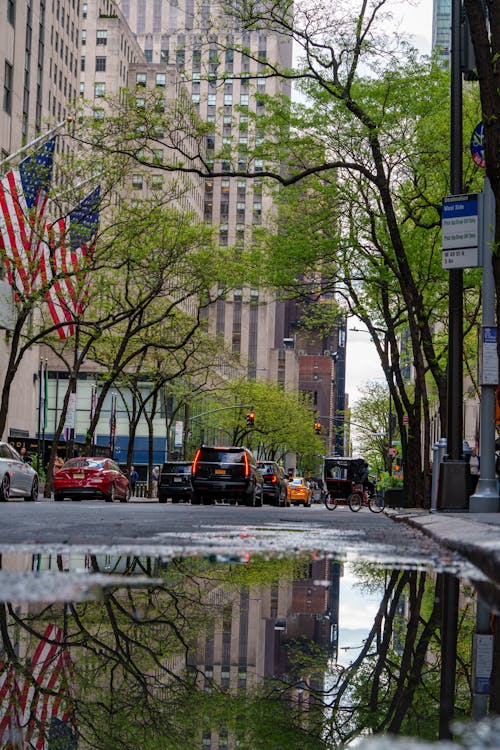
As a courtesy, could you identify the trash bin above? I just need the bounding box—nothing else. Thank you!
[384,487,406,508]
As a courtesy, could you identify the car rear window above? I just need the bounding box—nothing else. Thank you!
[198,449,246,464]
[65,458,105,469]
[163,463,191,474]
[258,463,275,473]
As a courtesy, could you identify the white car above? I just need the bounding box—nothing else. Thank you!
[0,442,39,501]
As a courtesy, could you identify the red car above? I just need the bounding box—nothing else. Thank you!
[53,457,130,502]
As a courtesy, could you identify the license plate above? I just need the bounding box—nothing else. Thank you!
[73,473,85,479]
[174,477,182,482]
[215,469,226,475]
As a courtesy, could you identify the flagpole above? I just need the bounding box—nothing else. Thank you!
[0,117,73,171]
[41,358,47,471]
[37,359,43,470]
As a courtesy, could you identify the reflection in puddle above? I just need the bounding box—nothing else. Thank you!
[0,553,498,748]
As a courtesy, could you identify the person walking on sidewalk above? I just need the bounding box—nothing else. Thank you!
[152,465,160,497]
[129,465,139,495]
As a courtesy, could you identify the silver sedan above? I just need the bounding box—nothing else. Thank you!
[0,442,39,501]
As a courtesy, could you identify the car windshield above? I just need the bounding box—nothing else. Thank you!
[258,464,275,473]
[291,478,303,486]
[65,459,105,469]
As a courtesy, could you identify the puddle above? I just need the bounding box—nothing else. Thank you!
[0,552,499,749]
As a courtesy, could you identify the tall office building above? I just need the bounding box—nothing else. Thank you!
[432,0,451,64]
[116,0,301,388]
[0,0,82,440]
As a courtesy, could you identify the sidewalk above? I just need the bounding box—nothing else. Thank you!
[386,508,500,587]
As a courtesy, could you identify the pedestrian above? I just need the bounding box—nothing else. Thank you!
[54,455,64,472]
[152,465,160,497]
[129,465,139,495]
[19,446,32,464]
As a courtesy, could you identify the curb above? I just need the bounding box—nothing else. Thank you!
[386,509,500,588]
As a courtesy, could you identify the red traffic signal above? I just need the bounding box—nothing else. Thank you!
[314,422,322,434]
[246,412,255,427]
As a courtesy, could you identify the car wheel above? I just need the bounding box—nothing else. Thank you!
[120,486,130,503]
[191,493,201,505]
[158,495,168,503]
[0,474,10,501]
[24,477,38,502]
[54,492,64,501]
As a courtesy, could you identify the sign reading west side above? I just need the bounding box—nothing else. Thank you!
[441,193,479,268]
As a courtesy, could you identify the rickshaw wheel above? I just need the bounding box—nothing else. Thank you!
[323,492,337,511]
[348,493,363,512]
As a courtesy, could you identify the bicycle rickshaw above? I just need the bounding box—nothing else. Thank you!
[322,456,384,513]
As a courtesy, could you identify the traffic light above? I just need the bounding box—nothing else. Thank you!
[314,421,321,434]
[246,412,255,427]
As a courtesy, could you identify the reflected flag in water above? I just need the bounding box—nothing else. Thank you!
[40,187,100,339]
[0,138,56,299]
[0,623,76,749]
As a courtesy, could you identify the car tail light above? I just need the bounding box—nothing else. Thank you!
[243,452,250,477]
[192,449,201,475]
[270,474,277,483]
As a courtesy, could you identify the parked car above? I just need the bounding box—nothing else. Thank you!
[191,446,263,506]
[53,457,130,502]
[0,442,39,501]
[158,461,192,503]
[286,476,312,507]
[256,460,288,506]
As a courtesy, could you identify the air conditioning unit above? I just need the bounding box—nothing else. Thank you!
[323,350,331,356]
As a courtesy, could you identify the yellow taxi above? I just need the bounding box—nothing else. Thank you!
[286,476,312,507]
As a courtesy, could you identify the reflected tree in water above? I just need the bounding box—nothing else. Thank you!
[0,558,483,749]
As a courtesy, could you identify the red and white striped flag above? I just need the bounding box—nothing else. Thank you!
[0,624,76,750]
[40,188,100,339]
[0,138,55,300]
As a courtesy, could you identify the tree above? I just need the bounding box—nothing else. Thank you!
[189,378,324,469]
[350,381,397,473]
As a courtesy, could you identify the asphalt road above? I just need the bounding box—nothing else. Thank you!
[0,497,464,572]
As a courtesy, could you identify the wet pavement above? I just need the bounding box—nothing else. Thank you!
[1,502,499,748]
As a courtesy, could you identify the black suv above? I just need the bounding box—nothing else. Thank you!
[191,446,263,506]
[256,461,288,506]
[158,461,192,503]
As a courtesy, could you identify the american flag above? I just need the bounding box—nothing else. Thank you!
[0,138,55,299]
[0,624,76,750]
[40,187,100,339]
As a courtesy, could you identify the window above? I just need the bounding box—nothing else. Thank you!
[155,72,166,86]
[95,56,106,72]
[191,93,200,103]
[3,61,12,114]
[82,2,87,18]
[151,175,164,190]
[93,108,105,120]
[240,93,249,106]
[81,30,86,45]
[132,174,143,190]
[136,72,147,86]
[144,49,153,63]
[94,82,106,97]
[152,149,163,164]
[207,93,216,106]
[135,96,145,108]
[223,93,232,105]
[96,29,108,45]
[7,0,15,24]
[79,81,85,96]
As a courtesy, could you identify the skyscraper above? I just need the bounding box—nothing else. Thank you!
[117,0,299,387]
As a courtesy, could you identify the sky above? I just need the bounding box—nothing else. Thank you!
[344,0,434,409]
